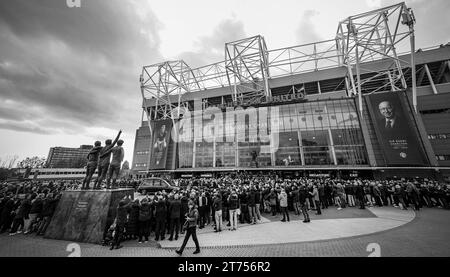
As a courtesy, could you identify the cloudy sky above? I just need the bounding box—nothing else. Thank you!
[0,0,449,166]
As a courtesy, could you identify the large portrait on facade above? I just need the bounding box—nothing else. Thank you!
[366,91,427,166]
[149,119,173,169]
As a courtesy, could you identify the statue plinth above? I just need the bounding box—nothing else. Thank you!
[45,189,134,244]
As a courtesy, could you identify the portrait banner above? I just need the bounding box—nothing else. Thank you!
[366,91,427,166]
[149,119,173,169]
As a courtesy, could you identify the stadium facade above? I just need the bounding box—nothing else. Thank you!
[132,3,450,181]
[46,145,93,168]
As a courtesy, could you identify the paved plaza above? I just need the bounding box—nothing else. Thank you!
[1,206,449,257]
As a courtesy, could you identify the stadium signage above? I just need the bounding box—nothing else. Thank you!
[209,91,307,110]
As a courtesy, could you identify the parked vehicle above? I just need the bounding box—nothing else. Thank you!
[137,177,178,194]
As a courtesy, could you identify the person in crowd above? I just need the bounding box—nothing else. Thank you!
[299,185,310,223]
[168,193,181,241]
[228,189,239,231]
[310,184,321,215]
[248,187,257,224]
[406,182,421,211]
[25,193,44,234]
[373,183,383,207]
[36,193,59,236]
[154,194,167,241]
[364,184,373,207]
[239,188,249,224]
[9,194,32,235]
[213,192,223,232]
[279,189,289,222]
[268,189,277,216]
[291,185,300,216]
[176,200,200,255]
[138,198,151,243]
[110,198,129,250]
[180,192,189,235]
[355,183,366,209]
[346,183,355,207]
[197,192,208,229]
[0,193,15,233]
[254,186,262,222]
[127,199,140,240]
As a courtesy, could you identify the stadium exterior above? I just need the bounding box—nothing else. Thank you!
[132,3,450,181]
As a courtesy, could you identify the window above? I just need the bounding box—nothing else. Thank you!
[436,155,450,161]
[428,133,450,140]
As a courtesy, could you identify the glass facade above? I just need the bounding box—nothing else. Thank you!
[175,98,368,169]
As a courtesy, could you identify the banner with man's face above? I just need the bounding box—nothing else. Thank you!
[366,91,427,166]
[149,119,173,169]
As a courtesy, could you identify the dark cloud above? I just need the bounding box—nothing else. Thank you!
[295,10,323,45]
[0,122,52,135]
[177,18,247,68]
[0,0,163,137]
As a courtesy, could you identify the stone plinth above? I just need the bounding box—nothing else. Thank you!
[45,189,134,244]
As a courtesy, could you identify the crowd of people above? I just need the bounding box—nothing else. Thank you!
[1,174,449,254]
[104,173,450,253]
[0,181,64,236]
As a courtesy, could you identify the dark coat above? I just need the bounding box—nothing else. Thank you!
[0,198,14,222]
[254,190,261,204]
[291,189,299,202]
[213,196,222,211]
[41,198,59,217]
[116,203,128,227]
[239,192,248,205]
[127,202,140,235]
[355,185,365,198]
[248,191,256,206]
[155,200,167,220]
[138,202,151,221]
[168,199,181,219]
[228,194,239,210]
[180,196,189,215]
[299,188,308,204]
[29,198,43,214]
[15,199,31,220]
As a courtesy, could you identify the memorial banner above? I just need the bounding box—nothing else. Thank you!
[366,91,427,166]
[149,119,173,169]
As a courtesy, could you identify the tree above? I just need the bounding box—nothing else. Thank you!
[0,155,19,169]
[17,156,46,169]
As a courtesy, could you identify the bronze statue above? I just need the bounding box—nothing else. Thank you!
[92,130,122,190]
[105,139,125,189]
[81,141,102,190]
